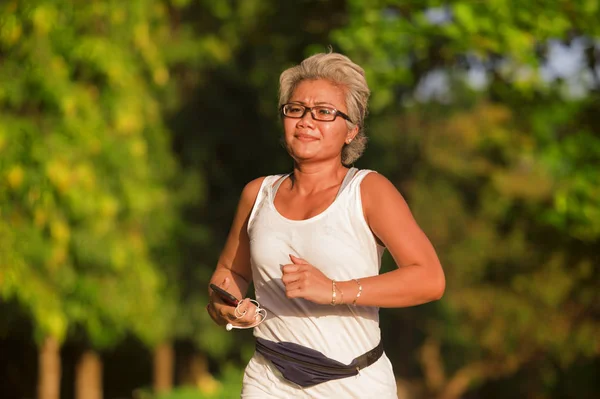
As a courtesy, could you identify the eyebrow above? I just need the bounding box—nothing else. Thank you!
[289,101,337,107]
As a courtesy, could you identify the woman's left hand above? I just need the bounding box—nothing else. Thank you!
[281,254,333,305]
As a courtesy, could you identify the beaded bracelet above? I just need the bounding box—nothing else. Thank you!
[331,280,337,306]
[330,280,346,306]
[352,279,362,306]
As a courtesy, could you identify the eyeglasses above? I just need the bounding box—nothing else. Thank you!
[281,103,353,123]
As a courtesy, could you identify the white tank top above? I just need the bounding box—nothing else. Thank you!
[243,169,398,398]
[247,168,385,364]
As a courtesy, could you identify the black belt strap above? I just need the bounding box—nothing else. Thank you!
[354,340,384,370]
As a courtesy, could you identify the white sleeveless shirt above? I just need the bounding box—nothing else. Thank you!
[242,169,398,398]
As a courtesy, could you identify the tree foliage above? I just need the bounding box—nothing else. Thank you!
[392,98,599,397]
[0,0,186,347]
[334,1,600,397]
[335,0,600,242]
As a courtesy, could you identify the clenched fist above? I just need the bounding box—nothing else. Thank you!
[281,254,333,305]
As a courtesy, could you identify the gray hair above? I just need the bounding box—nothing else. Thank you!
[279,52,370,166]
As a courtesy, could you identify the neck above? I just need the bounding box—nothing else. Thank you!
[289,160,349,194]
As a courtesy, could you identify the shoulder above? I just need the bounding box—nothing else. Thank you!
[359,171,408,218]
[359,171,399,197]
[240,176,268,207]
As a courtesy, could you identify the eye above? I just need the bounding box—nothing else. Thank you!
[285,104,304,114]
[316,107,334,116]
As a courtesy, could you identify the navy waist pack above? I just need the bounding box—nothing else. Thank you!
[255,337,384,387]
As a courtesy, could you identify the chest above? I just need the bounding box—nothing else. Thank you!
[272,185,341,221]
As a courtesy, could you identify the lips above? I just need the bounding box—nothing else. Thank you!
[295,133,319,141]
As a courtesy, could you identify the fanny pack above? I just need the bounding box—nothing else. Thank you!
[255,337,383,387]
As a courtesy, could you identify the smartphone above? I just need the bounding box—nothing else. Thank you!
[209,283,240,306]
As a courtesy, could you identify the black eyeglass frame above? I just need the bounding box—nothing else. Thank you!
[280,103,354,123]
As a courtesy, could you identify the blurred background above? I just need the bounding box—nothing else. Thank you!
[1,0,598,398]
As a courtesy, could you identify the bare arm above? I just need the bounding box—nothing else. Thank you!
[336,173,445,307]
[207,177,265,325]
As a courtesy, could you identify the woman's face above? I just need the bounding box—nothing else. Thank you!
[283,79,357,165]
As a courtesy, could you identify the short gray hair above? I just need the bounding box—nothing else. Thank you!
[279,52,370,166]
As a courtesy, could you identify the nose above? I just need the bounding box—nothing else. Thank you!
[297,108,315,128]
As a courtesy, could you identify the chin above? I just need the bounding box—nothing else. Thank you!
[290,153,314,164]
[287,144,318,159]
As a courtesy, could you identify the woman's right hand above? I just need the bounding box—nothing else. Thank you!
[207,277,260,328]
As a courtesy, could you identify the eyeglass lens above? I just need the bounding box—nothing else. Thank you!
[283,104,337,121]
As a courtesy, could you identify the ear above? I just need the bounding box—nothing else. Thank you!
[345,125,359,144]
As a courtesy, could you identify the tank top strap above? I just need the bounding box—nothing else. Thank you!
[341,168,378,223]
[248,174,284,229]
[341,168,383,251]
[271,173,291,195]
[335,167,359,199]
[347,168,376,188]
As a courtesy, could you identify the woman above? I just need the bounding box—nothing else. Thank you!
[207,52,445,398]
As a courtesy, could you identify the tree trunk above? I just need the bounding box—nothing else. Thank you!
[436,365,478,399]
[37,336,61,399]
[153,341,174,393]
[419,338,446,393]
[178,351,209,386]
[75,349,103,399]
[187,353,220,394]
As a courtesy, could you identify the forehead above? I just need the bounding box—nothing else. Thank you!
[290,79,346,106]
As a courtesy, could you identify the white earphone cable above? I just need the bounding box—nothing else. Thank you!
[226,299,267,331]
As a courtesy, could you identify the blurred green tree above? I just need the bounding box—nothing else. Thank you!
[0,0,187,396]
[333,1,600,398]
[389,98,599,399]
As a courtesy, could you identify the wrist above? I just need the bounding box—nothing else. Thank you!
[336,279,362,306]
